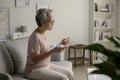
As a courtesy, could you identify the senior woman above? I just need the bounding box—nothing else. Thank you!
[24,8,74,80]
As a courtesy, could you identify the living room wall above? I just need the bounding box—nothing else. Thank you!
[117,0,120,37]
[0,0,89,45]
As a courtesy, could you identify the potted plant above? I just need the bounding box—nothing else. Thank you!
[85,36,120,80]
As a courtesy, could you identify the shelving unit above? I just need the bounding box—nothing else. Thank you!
[89,0,117,63]
[12,32,30,40]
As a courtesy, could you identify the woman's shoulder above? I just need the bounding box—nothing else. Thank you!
[29,31,39,40]
[30,31,40,37]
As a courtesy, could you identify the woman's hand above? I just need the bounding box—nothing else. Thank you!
[50,46,66,54]
[60,37,71,45]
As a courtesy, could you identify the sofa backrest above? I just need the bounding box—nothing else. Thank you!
[4,38,29,74]
[0,42,13,74]
[2,37,65,74]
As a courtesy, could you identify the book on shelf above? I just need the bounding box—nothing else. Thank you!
[94,31,103,41]
[94,31,99,41]
[108,4,112,12]
[100,3,113,12]
[101,21,107,27]
[99,32,103,40]
[100,8,108,12]
[94,3,114,13]
[94,31,111,41]
[106,19,112,27]
[94,20,99,27]
[106,4,111,12]
[95,3,98,12]
[106,3,114,12]
[100,19,112,28]
[100,4,108,12]
[103,32,111,41]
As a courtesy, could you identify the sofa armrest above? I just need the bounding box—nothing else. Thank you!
[0,72,13,80]
[51,51,65,61]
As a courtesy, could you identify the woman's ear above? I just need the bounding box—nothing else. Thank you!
[40,21,43,26]
[41,21,46,26]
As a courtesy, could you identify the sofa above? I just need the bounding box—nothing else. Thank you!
[0,37,73,80]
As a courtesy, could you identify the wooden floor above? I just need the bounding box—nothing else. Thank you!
[72,63,93,80]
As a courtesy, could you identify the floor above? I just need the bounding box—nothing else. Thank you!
[72,63,93,80]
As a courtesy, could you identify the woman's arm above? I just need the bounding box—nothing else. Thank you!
[31,46,65,63]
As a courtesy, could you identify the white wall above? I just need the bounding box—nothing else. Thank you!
[0,0,89,44]
[117,0,120,37]
[0,0,37,39]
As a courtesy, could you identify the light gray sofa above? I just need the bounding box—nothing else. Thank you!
[0,37,73,80]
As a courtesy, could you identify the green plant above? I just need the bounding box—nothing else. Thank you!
[85,36,120,80]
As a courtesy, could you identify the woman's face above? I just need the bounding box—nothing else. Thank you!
[45,12,55,30]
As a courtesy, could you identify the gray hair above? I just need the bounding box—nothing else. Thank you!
[35,8,53,27]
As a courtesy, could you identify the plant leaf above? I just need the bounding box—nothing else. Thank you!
[85,44,120,58]
[108,36,120,48]
[86,36,120,80]
[92,61,118,79]
[111,57,120,68]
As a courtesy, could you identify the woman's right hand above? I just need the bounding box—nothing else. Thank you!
[60,37,71,46]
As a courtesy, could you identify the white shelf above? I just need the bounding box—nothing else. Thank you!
[93,27,113,31]
[93,40,110,43]
[89,0,117,63]
[94,12,116,15]
[89,0,117,44]
[12,32,30,40]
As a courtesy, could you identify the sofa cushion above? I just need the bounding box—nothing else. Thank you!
[0,42,13,74]
[4,38,29,74]
[0,72,13,80]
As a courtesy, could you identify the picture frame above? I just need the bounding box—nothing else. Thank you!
[0,8,10,40]
[36,2,52,11]
[15,0,30,8]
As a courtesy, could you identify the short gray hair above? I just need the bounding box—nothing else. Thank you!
[35,8,53,27]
